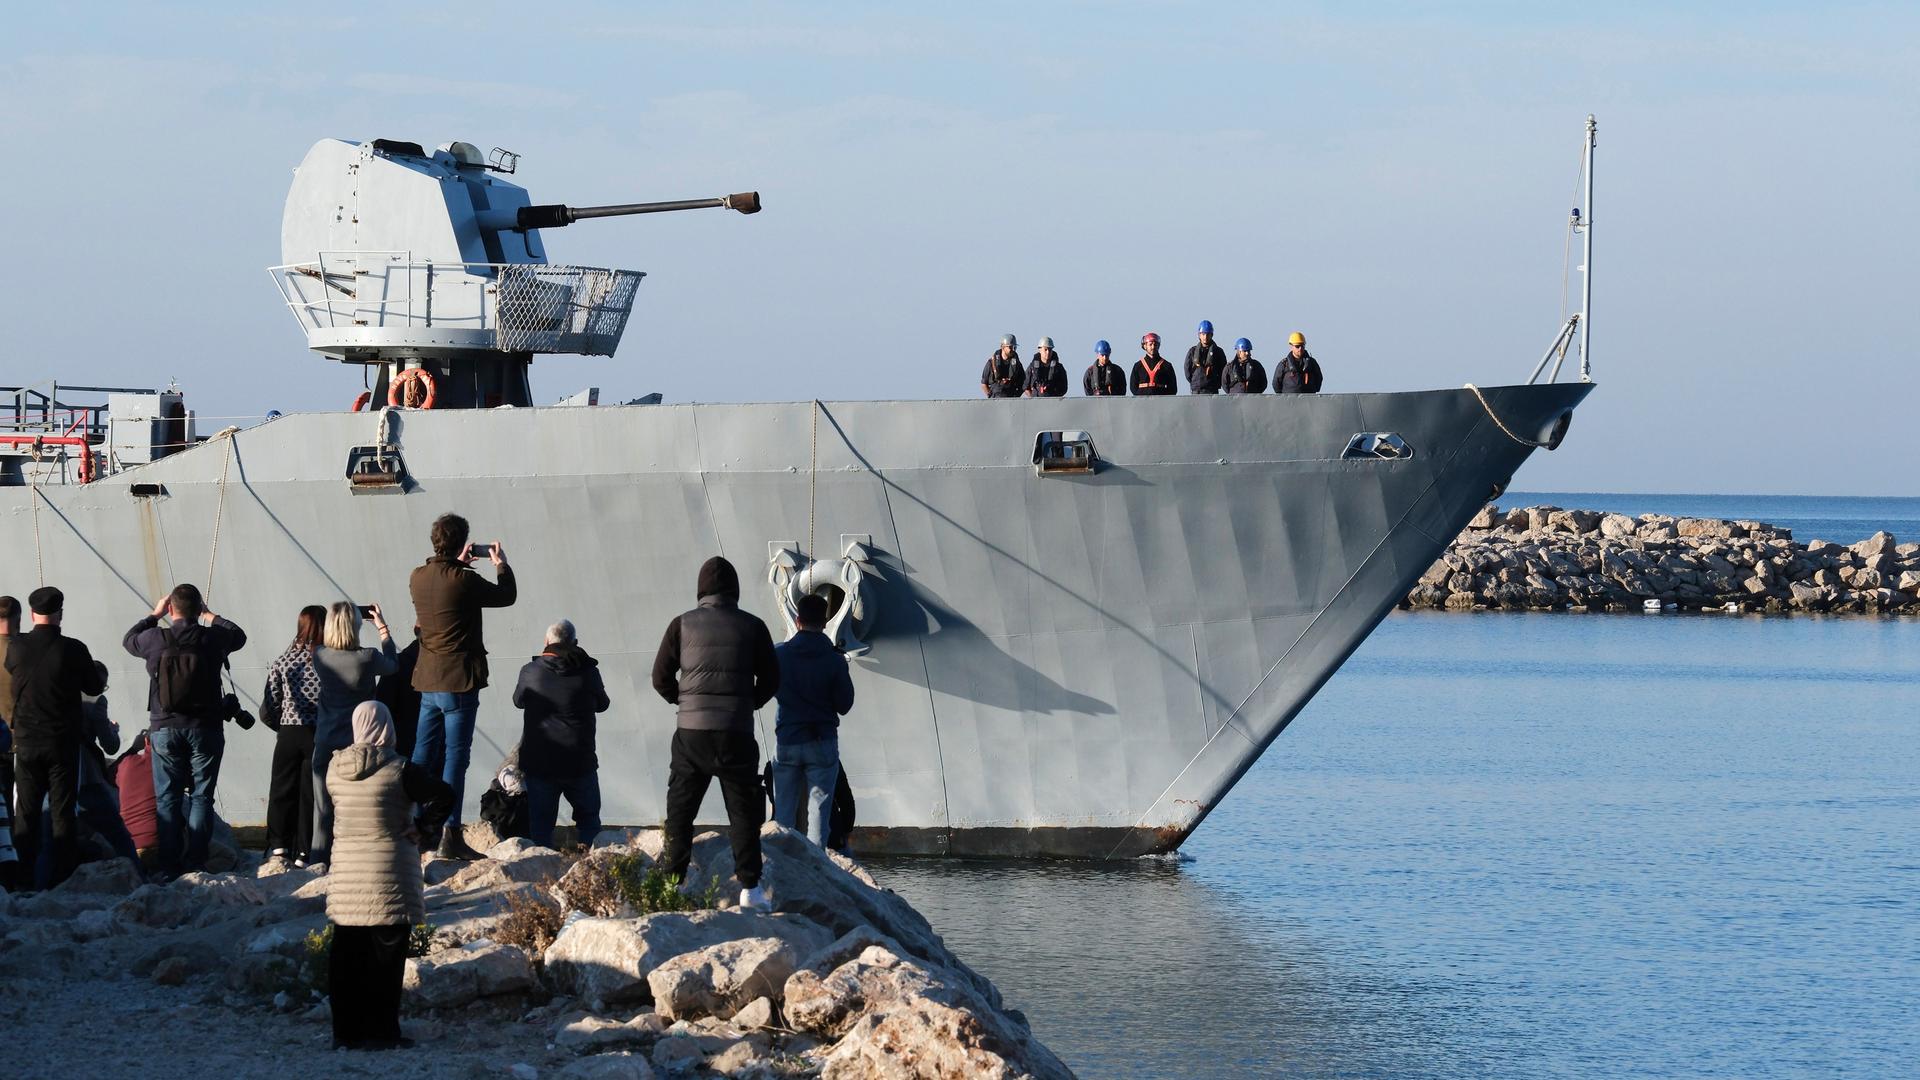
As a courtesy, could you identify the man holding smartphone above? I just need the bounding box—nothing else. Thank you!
[409,513,516,860]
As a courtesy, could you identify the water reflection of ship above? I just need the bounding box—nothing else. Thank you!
[0,120,1600,857]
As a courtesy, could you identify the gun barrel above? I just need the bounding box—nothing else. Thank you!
[483,192,761,231]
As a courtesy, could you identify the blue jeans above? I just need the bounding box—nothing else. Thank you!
[525,771,602,849]
[773,736,840,848]
[412,691,479,824]
[150,726,225,874]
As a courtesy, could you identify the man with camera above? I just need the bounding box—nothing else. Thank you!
[409,513,516,860]
[7,587,108,888]
[123,583,248,879]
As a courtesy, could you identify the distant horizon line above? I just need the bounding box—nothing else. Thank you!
[1505,489,1919,504]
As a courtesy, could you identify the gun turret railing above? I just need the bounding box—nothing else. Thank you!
[476,191,761,232]
[268,256,645,358]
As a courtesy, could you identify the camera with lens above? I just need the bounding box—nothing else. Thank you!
[219,692,257,731]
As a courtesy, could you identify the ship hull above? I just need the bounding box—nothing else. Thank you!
[0,385,1590,857]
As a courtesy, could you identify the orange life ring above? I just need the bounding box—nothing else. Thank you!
[388,368,437,410]
[350,391,372,412]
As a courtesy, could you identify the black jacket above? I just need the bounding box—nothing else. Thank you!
[1084,360,1126,396]
[652,557,780,733]
[1185,342,1227,394]
[123,614,248,730]
[1275,351,1324,394]
[6,625,107,748]
[1025,354,1069,397]
[514,644,611,779]
[980,352,1027,397]
[1224,357,1268,395]
[1130,356,1178,395]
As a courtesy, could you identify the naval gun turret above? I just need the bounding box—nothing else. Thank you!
[270,138,758,410]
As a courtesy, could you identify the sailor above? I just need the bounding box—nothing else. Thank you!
[980,334,1028,398]
[1130,333,1178,395]
[1185,320,1227,394]
[1025,337,1069,398]
[10,587,108,888]
[1274,332,1324,394]
[1224,338,1268,394]
[1083,341,1126,396]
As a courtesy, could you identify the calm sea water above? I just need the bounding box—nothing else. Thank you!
[870,519,1919,1077]
[1506,491,1920,547]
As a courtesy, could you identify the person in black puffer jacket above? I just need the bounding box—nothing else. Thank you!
[651,556,779,909]
[513,619,610,848]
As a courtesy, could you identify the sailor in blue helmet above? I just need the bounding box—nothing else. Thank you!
[1025,337,1069,397]
[1185,319,1227,394]
[1224,338,1267,394]
[980,334,1028,398]
[1083,340,1125,396]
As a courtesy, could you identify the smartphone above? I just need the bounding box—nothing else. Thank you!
[468,543,495,559]
[356,604,377,619]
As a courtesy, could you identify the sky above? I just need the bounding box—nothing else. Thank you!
[3,2,1915,495]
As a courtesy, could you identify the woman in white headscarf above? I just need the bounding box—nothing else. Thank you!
[324,700,453,1051]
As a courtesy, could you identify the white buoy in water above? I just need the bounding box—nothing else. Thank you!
[1642,598,1664,613]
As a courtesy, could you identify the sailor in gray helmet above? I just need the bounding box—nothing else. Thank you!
[1025,337,1069,397]
[980,334,1028,398]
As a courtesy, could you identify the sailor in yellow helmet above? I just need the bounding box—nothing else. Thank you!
[1275,331,1323,394]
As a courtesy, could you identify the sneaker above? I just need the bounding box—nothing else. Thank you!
[739,885,770,912]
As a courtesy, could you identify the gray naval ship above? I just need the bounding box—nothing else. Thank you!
[1,121,1599,858]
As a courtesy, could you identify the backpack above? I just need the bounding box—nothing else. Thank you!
[155,629,212,714]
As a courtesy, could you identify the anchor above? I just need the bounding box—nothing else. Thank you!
[768,534,877,656]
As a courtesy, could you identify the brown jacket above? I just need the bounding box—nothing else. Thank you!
[409,556,517,693]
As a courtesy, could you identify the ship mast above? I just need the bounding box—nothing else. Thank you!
[1577,114,1596,382]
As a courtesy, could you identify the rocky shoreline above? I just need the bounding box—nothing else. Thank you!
[1406,506,1919,615]
[0,825,1073,1080]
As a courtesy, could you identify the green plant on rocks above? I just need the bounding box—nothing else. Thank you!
[301,922,436,994]
[608,852,723,913]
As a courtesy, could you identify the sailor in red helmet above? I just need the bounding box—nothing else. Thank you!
[1129,332,1178,396]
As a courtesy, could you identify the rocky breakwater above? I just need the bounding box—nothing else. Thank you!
[0,828,1074,1080]
[1405,505,1920,614]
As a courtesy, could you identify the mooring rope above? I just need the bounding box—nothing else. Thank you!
[808,400,820,561]
[28,463,44,587]
[205,428,239,601]
[1464,384,1553,448]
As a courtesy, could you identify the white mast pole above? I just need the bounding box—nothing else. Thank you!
[1578,115,1596,381]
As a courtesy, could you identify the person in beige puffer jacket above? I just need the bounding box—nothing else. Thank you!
[325,700,453,1050]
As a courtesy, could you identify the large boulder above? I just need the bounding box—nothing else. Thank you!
[403,940,537,1008]
[785,945,1070,1080]
[553,849,645,918]
[52,858,145,897]
[544,910,831,1005]
[1599,513,1637,539]
[552,1011,668,1051]
[647,936,801,1021]
[555,1052,659,1079]
[1850,531,1897,559]
[753,826,1008,1010]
